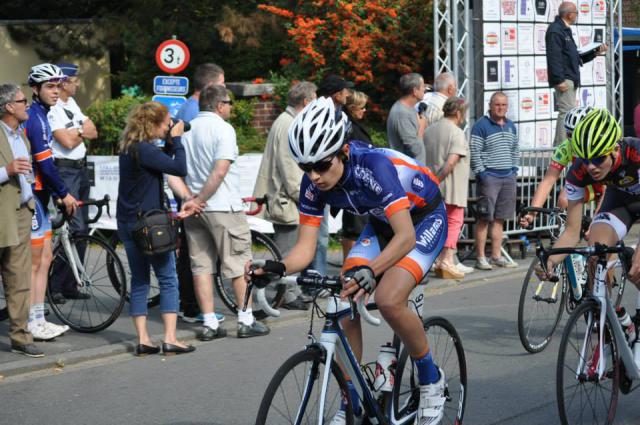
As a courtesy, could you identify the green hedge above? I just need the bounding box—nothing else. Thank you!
[85,95,267,155]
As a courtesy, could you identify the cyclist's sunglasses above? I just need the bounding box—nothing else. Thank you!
[582,154,611,167]
[298,155,335,173]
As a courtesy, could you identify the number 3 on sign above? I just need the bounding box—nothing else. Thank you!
[155,39,190,74]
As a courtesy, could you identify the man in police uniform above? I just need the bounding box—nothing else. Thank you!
[47,63,98,303]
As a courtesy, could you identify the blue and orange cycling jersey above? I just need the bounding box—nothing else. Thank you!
[298,141,442,227]
[23,100,68,199]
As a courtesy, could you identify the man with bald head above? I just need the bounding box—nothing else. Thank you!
[546,1,607,146]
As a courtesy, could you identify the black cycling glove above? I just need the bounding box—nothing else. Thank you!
[251,260,286,289]
[344,265,376,294]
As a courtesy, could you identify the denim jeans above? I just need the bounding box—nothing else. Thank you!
[117,221,179,316]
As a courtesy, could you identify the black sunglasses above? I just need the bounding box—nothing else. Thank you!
[12,99,28,105]
[298,156,335,173]
[582,154,611,167]
[220,100,233,105]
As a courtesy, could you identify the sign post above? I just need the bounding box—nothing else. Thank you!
[153,37,191,117]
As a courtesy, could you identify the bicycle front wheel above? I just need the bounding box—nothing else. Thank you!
[393,317,467,424]
[518,258,567,353]
[47,234,126,332]
[255,347,354,425]
[215,230,285,314]
[557,300,619,425]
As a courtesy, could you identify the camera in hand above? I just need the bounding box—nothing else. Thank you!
[171,118,191,132]
[417,102,427,116]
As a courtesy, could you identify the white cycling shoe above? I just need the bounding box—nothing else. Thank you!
[29,322,59,341]
[415,368,446,425]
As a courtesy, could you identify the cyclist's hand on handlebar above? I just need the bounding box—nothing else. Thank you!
[534,259,556,281]
[244,260,286,288]
[627,249,640,286]
[519,212,535,229]
[61,194,78,215]
[341,265,376,302]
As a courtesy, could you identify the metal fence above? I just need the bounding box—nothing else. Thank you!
[467,148,597,238]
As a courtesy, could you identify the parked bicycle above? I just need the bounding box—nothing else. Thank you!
[517,206,624,353]
[533,242,637,425]
[250,268,467,424]
[46,195,127,333]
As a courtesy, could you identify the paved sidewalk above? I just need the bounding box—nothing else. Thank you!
[0,255,532,378]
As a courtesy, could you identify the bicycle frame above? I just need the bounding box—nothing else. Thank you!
[54,222,89,288]
[293,284,426,425]
[580,259,640,381]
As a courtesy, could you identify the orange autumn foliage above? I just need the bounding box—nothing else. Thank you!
[258,0,433,104]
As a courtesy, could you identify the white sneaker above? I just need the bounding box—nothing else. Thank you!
[455,263,474,274]
[415,368,446,425]
[28,322,58,341]
[475,257,493,270]
[42,321,69,337]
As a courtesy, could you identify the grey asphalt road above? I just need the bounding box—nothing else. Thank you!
[0,273,639,425]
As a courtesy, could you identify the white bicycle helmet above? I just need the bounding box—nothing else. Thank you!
[28,63,67,86]
[288,97,347,164]
[564,106,593,133]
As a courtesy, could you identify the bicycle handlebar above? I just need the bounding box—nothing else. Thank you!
[519,206,563,216]
[536,241,634,280]
[248,262,381,326]
[51,194,111,229]
[243,195,268,217]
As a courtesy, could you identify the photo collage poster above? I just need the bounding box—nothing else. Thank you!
[481,0,608,149]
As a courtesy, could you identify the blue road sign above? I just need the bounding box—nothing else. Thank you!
[152,95,187,117]
[153,76,189,96]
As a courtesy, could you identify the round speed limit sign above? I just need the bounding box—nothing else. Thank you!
[155,39,190,74]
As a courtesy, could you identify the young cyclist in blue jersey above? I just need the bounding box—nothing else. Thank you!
[23,64,78,340]
[246,97,448,425]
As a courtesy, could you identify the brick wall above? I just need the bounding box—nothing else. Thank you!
[251,99,281,134]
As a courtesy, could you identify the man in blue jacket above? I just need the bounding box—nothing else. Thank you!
[545,1,606,146]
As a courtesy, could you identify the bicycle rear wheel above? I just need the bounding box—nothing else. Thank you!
[556,300,619,425]
[393,316,467,424]
[518,258,567,353]
[255,347,354,424]
[215,230,285,314]
[47,234,126,332]
[108,233,160,308]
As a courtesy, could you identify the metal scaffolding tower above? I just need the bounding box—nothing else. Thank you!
[433,0,472,104]
[608,0,624,126]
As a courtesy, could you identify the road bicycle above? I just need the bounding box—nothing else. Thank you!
[250,269,467,424]
[46,195,127,332]
[534,242,638,425]
[517,207,624,353]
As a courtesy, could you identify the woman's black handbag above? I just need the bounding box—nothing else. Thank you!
[130,144,178,255]
[131,209,178,255]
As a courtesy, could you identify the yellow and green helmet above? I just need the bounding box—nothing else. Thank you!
[570,108,621,159]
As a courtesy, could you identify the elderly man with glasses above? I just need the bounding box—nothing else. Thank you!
[0,84,43,358]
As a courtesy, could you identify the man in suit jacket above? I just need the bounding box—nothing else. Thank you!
[0,84,43,357]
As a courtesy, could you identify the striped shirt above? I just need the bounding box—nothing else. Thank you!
[470,115,519,175]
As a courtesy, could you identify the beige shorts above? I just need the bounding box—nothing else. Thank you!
[184,211,251,278]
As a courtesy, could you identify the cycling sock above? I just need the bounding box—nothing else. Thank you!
[340,380,361,416]
[203,313,219,330]
[413,352,440,385]
[238,308,254,326]
[34,303,46,324]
